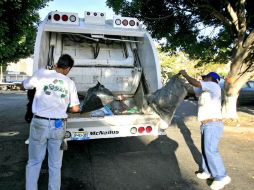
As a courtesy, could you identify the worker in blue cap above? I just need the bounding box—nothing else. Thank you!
[179,70,231,190]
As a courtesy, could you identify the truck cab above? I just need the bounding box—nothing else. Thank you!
[33,11,165,141]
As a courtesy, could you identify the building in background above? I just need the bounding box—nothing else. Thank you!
[7,57,33,76]
[1,57,33,83]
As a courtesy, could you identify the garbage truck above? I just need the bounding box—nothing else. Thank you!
[32,11,166,141]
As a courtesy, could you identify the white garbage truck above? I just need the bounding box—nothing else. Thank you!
[33,11,166,141]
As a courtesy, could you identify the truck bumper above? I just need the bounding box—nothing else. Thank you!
[65,114,161,141]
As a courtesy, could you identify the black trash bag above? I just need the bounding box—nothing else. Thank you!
[81,82,114,113]
[146,74,187,125]
[25,88,36,123]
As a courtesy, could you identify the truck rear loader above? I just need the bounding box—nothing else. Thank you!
[33,11,167,141]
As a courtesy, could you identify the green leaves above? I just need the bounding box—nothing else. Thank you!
[106,0,254,65]
[0,0,52,65]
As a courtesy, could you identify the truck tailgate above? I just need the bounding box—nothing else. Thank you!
[66,114,160,140]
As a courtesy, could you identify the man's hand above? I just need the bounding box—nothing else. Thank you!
[179,70,188,78]
[69,105,80,113]
[179,70,202,88]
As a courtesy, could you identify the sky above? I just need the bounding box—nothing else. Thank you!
[38,1,216,45]
[39,0,114,20]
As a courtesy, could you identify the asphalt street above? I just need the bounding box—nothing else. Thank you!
[0,91,253,190]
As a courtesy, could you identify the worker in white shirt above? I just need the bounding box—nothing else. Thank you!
[23,54,80,190]
[180,70,231,190]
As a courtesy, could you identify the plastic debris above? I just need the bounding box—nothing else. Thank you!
[81,82,114,113]
[146,74,188,126]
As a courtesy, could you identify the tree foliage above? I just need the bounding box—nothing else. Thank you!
[0,0,52,65]
[106,0,254,66]
[159,50,228,84]
[107,0,254,119]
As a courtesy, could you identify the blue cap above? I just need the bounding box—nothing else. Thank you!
[202,72,220,82]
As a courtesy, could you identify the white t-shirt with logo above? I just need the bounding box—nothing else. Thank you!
[196,81,222,121]
[23,69,80,119]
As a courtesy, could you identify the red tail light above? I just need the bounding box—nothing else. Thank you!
[113,16,140,29]
[146,126,152,133]
[49,11,79,25]
[62,14,68,21]
[53,14,60,21]
[122,19,128,26]
[138,127,145,133]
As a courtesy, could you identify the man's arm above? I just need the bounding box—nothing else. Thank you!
[22,71,39,90]
[179,70,202,88]
[68,82,80,113]
[21,81,26,91]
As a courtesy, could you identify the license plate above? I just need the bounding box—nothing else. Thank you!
[72,131,89,140]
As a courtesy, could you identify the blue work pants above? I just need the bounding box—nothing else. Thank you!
[26,118,65,190]
[201,121,227,180]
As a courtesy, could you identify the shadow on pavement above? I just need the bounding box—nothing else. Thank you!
[0,93,199,190]
[175,100,198,118]
[173,117,202,172]
[237,105,254,115]
[57,135,198,190]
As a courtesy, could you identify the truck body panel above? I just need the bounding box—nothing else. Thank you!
[33,11,164,140]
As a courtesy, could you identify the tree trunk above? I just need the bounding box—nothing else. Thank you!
[222,63,241,122]
[222,45,253,124]
[221,95,239,125]
[222,95,238,118]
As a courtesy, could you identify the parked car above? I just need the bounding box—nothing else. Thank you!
[220,79,254,105]
[237,80,254,104]
[185,79,254,105]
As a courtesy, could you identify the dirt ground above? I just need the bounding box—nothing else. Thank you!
[173,101,254,190]
[224,106,254,140]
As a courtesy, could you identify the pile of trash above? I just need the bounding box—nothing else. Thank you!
[80,82,140,117]
[80,75,188,124]
[81,82,114,113]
